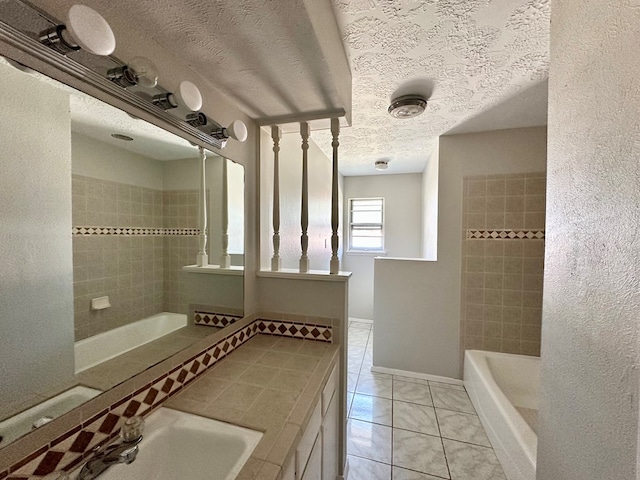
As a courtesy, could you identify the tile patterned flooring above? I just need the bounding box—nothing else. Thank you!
[346,320,506,480]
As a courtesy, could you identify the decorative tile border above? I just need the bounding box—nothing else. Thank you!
[2,317,334,479]
[257,319,332,343]
[4,322,260,479]
[72,227,200,236]
[466,229,545,240]
[194,311,242,328]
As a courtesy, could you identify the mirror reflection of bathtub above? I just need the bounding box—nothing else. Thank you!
[0,55,245,448]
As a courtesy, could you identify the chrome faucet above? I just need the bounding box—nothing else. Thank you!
[78,416,144,480]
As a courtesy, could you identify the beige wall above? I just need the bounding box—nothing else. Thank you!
[460,172,546,359]
[421,149,439,260]
[0,62,75,409]
[537,1,640,479]
[260,129,339,271]
[343,173,423,320]
[375,127,547,379]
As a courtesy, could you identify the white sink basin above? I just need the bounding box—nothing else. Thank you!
[99,408,262,480]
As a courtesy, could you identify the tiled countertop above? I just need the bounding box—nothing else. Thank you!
[163,334,340,480]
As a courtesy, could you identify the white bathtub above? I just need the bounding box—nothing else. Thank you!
[0,386,101,445]
[75,312,187,373]
[464,350,540,480]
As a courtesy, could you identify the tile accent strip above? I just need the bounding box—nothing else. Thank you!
[257,319,332,343]
[6,322,260,479]
[72,227,200,236]
[466,229,545,240]
[194,311,243,328]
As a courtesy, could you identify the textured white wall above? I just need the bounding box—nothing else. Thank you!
[421,149,439,260]
[537,1,640,479]
[0,63,75,407]
[342,174,423,319]
[260,129,338,271]
[373,127,547,378]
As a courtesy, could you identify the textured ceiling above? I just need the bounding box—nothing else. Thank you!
[27,0,351,122]
[313,0,550,176]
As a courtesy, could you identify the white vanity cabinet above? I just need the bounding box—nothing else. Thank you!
[291,363,339,480]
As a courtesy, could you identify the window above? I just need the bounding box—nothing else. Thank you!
[348,198,384,252]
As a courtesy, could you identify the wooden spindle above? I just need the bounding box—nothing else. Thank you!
[196,146,208,267]
[330,118,340,274]
[299,122,310,273]
[220,158,230,268]
[271,126,282,271]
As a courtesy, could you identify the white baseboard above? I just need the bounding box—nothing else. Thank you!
[348,317,373,324]
[370,365,464,386]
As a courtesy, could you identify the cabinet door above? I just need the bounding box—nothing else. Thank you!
[301,431,322,480]
[321,390,338,480]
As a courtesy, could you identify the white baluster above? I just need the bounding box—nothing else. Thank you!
[271,126,282,271]
[220,158,231,268]
[299,122,310,273]
[330,118,340,274]
[196,146,208,267]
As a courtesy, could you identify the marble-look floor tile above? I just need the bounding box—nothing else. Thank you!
[347,419,392,464]
[443,439,505,480]
[436,409,491,447]
[393,380,433,406]
[393,401,439,436]
[347,455,391,480]
[430,387,475,414]
[392,466,448,480]
[348,372,359,393]
[392,429,449,478]
[356,373,393,399]
[350,393,392,426]
[428,380,465,391]
[350,320,373,330]
[393,375,430,386]
[349,357,363,374]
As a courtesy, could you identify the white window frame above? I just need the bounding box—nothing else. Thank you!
[348,197,385,253]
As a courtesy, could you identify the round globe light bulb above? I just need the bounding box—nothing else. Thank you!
[127,56,158,88]
[227,120,248,142]
[175,80,203,111]
[65,5,115,56]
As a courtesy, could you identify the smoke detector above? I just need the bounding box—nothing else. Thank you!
[388,94,427,119]
[375,160,389,171]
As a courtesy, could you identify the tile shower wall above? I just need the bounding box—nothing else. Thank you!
[460,172,546,357]
[72,175,200,340]
[162,190,200,314]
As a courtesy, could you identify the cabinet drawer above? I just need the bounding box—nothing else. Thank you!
[322,363,338,415]
[296,401,322,479]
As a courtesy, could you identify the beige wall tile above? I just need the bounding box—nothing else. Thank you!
[485,240,504,256]
[521,341,541,357]
[466,305,484,321]
[466,257,485,272]
[483,305,502,322]
[502,306,522,323]
[522,308,542,325]
[484,289,503,305]
[523,240,545,257]
[484,273,503,289]
[523,274,544,292]
[503,290,523,307]
[503,323,522,340]
[504,240,524,257]
[524,212,546,229]
[469,180,487,197]
[486,196,506,213]
[505,177,525,195]
[466,288,484,305]
[487,179,506,196]
[483,321,502,338]
[485,257,504,273]
[468,197,487,214]
[485,213,505,229]
[504,212,525,229]
[505,196,525,212]
[503,274,523,290]
[466,272,485,289]
[483,337,502,352]
[525,177,546,195]
[467,213,486,229]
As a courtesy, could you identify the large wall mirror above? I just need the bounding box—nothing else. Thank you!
[0,54,245,448]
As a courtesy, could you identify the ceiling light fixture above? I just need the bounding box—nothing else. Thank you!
[39,5,115,56]
[107,57,159,88]
[111,133,133,141]
[388,94,427,119]
[375,160,389,171]
[211,120,248,143]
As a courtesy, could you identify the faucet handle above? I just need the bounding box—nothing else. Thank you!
[120,416,144,442]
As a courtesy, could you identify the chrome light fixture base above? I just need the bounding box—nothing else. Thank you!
[388,95,427,119]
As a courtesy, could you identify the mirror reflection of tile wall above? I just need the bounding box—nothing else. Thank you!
[72,175,200,340]
[460,172,546,358]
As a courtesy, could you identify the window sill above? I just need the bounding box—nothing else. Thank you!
[346,250,387,256]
